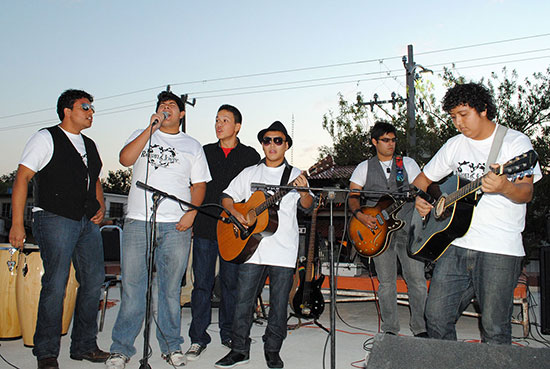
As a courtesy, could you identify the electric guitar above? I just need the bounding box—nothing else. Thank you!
[348,195,410,257]
[290,195,325,320]
[217,178,298,264]
[408,150,538,262]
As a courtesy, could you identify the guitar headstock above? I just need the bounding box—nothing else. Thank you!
[493,150,538,177]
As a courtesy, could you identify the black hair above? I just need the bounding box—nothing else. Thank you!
[442,82,496,120]
[370,120,397,141]
[155,91,185,112]
[217,104,242,124]
[57,89,93,121]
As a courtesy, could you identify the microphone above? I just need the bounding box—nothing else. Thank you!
[152,111,169,126]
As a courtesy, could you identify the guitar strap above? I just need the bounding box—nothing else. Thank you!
[395,155,405,189]
[280,163,293,187]
[484,124,508,174]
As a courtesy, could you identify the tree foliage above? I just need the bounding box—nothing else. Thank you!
[0,170,17,194]
[101,169,132,195]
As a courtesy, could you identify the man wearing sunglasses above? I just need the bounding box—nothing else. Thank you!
[185,104,260,361]
[348,121,428,338]
[215,121,313,369]
[9,89,109,369]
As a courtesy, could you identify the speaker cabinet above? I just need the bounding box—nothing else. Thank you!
[366,334,550,369]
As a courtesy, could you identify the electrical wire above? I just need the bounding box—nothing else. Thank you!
[1,35,548,123]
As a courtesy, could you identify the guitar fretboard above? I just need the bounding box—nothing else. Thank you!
[444,177,483,209]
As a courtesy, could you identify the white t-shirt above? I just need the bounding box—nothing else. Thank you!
[223,163,303,268]
[125,129,211,223]
[349,156,421,187]
[423,125,542,256]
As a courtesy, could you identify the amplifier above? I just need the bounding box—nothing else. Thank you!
[321,262,362,277]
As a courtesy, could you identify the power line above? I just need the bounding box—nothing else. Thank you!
[1,48,549,130]
[2,33,548,121]
[3,52,549,132]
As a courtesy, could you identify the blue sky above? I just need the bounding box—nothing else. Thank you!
[1,0,549,176]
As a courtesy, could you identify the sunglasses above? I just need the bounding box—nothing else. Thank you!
[81,103,95,113]
[262,136,285,146]
[378,137,396,143]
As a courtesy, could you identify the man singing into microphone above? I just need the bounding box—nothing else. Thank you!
[215,121,313,369]
[106,91,211,369]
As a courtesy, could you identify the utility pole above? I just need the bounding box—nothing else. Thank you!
[403,45,417,159]
[402,45,432,160]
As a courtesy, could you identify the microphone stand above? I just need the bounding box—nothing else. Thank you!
[134,181,236,369]
[139,192,159,369]
[250,182,416,369]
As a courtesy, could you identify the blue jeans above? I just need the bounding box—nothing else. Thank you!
[232,263,294,354]
[425,245,522,344]
[110,219,191,357]
[32,210,104,360]
[373,227,427,335]
[189,237,239,346]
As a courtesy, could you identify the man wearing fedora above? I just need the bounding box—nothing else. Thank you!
[215,121,313,369]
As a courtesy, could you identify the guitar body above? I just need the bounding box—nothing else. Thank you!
[408,175,477,262]
[348,195,404,257]
[217,191,279,264]
[291,273,325,320]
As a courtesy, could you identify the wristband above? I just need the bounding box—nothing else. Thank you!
[352,208,361,218]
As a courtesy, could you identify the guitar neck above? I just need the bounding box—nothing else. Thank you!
[386,198,405,214]
[253,177,300,216]
[304,207,319,283]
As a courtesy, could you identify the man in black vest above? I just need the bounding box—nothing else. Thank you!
[348,121,428,337]
[10,89,109,369]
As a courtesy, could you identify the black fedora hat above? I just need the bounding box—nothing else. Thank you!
[257,121,293,148]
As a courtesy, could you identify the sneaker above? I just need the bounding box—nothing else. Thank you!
[105,353,129,369]
[162,350,187,367]
[185,343,206,361]
[215,350,250,368]
[221,339,232,349]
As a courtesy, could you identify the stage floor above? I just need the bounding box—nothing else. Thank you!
[1,284,548,369]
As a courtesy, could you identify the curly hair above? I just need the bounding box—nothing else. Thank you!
[57,89,94,121]
[442,82,496,120]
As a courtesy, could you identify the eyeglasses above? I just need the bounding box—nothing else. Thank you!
[262,136,285,146]
[378,137,397,143]
[81,103,95,113]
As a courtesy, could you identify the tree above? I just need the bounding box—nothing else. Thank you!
[101,169,132,195]
[0,170,17,194]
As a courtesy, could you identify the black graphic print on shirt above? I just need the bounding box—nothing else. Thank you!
[141,144,179,169]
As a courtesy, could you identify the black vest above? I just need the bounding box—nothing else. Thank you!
[35,126,102,220]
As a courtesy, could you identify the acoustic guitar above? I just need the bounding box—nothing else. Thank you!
[348,195,409,257]
[217,179,298,264]
[408,150,538,262]
[290,195,325,320]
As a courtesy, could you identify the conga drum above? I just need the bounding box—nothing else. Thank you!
[15,245,79,347]
[0,245,21,339]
